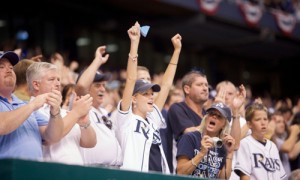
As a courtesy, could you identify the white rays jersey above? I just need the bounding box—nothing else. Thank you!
[234,135,286,180]
[116,102,170,173]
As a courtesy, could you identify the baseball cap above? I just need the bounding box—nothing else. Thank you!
[93,71,110,82]
[76,69,110,83]
[206,102,232,122]
[106,80,121,90]
[133,79,160,95]
[0,51,20,66]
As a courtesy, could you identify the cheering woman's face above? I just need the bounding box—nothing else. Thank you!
[133,88,155,117]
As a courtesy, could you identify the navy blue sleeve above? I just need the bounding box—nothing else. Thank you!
[176,131,201,160]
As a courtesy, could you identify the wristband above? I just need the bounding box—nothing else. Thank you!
[191,157,198,167]
[50,110,61,118]
[80,120,91,129]
[128,53,138,61]
[232,115,240,119]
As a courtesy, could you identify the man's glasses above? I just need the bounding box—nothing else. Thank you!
[94,112,113,129]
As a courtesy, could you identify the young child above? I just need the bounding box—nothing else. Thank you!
[234,102,287,180]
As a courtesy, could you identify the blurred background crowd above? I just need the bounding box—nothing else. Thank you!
[0,0,300,111]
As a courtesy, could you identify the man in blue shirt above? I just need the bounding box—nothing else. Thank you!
[0,51,64,160]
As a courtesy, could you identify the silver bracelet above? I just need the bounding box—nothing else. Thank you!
[80,120,91,129]
[191,157,198,167]
[128,53,138,61]
[50,110,61,118]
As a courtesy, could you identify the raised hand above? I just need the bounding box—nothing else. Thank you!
[171,34,182,51]
[128,21,141,43]
[232,84,246,110]
[214,85,226,104]
[254,97,263,104]
[95,46,109,65]
[31,54,43,62]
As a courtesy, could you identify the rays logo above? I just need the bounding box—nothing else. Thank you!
[252,153,281,172]
[152,129,161,145]
[134,119,150,139]
[141,79,149,83]
[215,103,225,108]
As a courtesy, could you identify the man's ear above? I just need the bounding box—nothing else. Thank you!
[32,80,40,91]
[246,121,251,129]
[183,85,190,95]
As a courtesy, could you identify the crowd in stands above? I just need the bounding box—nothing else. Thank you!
[0,21,299,180]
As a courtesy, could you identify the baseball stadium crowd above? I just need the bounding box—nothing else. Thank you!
[0,22,299,180]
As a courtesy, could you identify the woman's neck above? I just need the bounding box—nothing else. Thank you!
[133,109,147,119]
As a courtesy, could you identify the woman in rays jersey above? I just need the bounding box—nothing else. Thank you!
[115,21,182,173]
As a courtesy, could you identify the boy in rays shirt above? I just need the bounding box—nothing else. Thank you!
[234,102,286,180]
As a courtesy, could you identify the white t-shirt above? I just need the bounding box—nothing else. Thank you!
[34,101,83,165]
[115,101,170,173]
[80,107,123,166]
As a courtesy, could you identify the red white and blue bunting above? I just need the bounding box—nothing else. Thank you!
[198,0,222,15]
[272,9,297,36]
[238,1,263,27]
[196,0,298,37]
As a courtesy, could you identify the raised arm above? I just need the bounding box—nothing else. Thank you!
[120,21,140,111]
[231,84,246,149]
[75,46,109,96]
[155,34,182,110]
[281,124,300,153]
[288,140,300,160]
